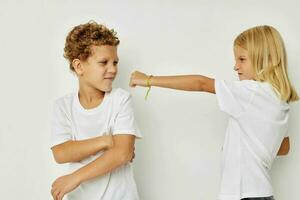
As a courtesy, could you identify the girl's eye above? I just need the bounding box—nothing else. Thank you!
[113,61,119,66]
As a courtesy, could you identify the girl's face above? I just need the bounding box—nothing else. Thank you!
[79,45,119,92]
[234,45,254,80]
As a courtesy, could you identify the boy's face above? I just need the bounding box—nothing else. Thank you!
[233,45,254,80]
[78,45,118,92]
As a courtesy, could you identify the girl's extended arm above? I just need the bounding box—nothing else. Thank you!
[130,71,215,93]
[51,135,113,164]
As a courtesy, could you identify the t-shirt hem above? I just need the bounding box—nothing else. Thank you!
[218,192,273,200]
[49,138,71,148]
[214,80,226,112]
[240,192,273,199]
[113,130,143,138]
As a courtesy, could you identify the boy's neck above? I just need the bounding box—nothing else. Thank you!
[78,84,105,108]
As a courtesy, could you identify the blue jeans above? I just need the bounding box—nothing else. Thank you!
[242,197,274,200]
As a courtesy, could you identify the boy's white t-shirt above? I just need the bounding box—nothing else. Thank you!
[215,80,289,200]
[50,88,142,200]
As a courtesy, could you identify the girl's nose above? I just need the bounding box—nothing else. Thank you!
[234,64,239,71]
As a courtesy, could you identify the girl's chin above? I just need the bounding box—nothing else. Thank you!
[238,75,250,81]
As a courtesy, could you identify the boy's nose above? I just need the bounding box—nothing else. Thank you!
[108,65,117,73]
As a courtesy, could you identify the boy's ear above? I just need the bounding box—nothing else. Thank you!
[72,59,84,76]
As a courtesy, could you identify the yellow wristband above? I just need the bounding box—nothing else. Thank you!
[145,75,153,100]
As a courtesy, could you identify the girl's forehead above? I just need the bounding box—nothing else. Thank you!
[234,45,248,55]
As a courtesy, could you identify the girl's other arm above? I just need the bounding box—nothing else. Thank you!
[130,71,215,93]
[277,137,290,156]
[51,135,113,164]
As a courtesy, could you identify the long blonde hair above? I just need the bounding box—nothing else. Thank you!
[234,25,299,103]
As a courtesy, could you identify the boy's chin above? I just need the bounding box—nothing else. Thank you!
[99,86,113,92]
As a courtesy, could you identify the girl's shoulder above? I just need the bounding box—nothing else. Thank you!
[237,80,259,89]
[218,80,259,94]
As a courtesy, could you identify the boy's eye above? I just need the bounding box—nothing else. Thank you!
[113,61,119,66]
[99,61,107,65]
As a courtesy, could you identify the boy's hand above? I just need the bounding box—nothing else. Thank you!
[51,173,81,200]
[129,71,149,87]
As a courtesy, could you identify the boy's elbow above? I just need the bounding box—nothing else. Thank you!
[52,151,66,164]
[51,146,68,164]
[54,158,66,164]
[116,148,133,164]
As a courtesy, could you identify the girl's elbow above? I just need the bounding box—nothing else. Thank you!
[195,77,207,91]
[195,83,203,91]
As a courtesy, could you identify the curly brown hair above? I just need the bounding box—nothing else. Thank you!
[64,21,120,71]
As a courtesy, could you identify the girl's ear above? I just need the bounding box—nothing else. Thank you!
[72,59,84,76]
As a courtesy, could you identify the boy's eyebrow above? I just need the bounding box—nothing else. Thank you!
[97,57,119,61]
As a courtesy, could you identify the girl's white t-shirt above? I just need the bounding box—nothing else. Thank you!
[50,88,142,200]
[215,80,289,200]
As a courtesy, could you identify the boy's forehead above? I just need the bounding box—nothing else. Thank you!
[90,45,118,58]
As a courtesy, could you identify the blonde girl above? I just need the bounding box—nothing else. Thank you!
[130,25,298,200]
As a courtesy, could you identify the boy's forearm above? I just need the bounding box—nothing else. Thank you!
[72,147,132,183]
[51,136,112,164]
[150,75,215,93]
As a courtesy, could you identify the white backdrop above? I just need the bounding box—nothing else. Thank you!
[0,1,299,200]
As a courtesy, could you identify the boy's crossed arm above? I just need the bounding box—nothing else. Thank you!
[51,135,113,164]
[51,134,135,200]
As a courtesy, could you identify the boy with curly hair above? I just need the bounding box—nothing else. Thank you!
[50,21,141,200]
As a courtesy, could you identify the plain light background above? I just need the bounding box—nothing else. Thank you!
[0,0,299,199]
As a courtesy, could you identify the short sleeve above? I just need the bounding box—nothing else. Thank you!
[215,80,257,118]
[112,94,142,138]
[50,101,72,148]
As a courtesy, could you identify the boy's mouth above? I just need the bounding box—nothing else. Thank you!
[104,77,115,80]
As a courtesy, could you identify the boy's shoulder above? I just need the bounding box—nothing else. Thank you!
[109,88,131,99]
[54,92,75,108]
